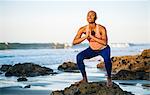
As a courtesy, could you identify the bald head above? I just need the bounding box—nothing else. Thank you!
[87,10,97,23]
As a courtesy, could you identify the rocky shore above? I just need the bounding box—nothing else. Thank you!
[97,49,150,80]
[0,62,54,77]
[51,49,150,95]
[112,70,150,80]
[51,81,134,95]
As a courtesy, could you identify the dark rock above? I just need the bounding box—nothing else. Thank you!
[0,71,2,74]
[97,49,150,73]
[119,83,136,86]
[5,62,53,77]
[24,85,31,88]
[142,84,150,87]
[0,65,12,72]
[49,72,58,75]
[58,61,79,72]
[112,70,150,80]
[17,77,28,82]
[51,81,134,95]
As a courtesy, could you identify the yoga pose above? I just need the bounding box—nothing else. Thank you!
[72,10,112,87]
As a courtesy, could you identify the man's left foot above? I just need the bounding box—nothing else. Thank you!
[107,77,112,87]
[75,79,88,84]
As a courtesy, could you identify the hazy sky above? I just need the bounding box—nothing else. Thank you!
[0,0,149,43]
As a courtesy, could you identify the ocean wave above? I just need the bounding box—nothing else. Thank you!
[109,43,150,48]
[0,55,15,58]
[109,43,130,48]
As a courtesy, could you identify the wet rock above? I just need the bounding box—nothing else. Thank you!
[5,62,53,77]
[24,85,31,88]
[142,84,150,87]
[0,71,2,74]
[17,77,28,82]
[119,83,136,86]
[97,49,150,73]
[112,70,150,80]
[0,64,12,72]
[51,81,134,95]
[58,61,79,73]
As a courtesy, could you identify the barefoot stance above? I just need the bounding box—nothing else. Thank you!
[75,79,88,84]
[73,10,112,87]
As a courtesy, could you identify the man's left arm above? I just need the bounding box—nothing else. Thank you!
[89,26,108,46]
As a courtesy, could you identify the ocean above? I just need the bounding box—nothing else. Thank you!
[0,43,150,95]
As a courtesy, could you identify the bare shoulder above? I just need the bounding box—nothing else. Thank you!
[78,25,87,33]
[97,24,106,32]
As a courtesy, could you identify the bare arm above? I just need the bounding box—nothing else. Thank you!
[89,26,108,46]
[72,27,88,45]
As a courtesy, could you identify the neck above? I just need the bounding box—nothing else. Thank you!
[89,23,96,28]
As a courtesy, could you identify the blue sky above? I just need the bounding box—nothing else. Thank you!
[0,0,149,43]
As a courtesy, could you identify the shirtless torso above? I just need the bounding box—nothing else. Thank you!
[73,24,108,50]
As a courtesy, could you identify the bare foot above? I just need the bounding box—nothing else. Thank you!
[107,77,112,87]
[75,79,88,85]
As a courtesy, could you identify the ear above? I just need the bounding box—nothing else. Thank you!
[95,16,97,20]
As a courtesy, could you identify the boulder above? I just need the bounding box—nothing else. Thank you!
[0,64,12,72]
[51,81,134,95]
[97,62,105,69]
[5,62,53,77]
[112,70,150,80]
[142,84,150,87]
[17,77,28,82]
[119,83,136,86]
[24,85,31,88]
[0,71,2,74]
[97,49,150,73]
[141,49,150,58]
[58,61,79,73]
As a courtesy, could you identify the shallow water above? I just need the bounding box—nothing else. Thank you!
[0,45,150,95]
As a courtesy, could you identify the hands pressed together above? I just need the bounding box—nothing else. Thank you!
[85,30,97,40]
[85,31,93,39]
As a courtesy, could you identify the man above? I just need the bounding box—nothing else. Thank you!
[72,10,112,87]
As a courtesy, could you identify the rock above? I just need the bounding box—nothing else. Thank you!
[119,83,136,86]
[0,64,12,72]
[24,85,31,88]
[112,70,150,80]
[141,49,150,58]
[0,71,2,74]
[58,61,79,72]
[51,81,134,95]
[142,84,150,87]
[97,49,150,73]
[5,62,53,77]
[17,77,28,82]
[97,62,105,69]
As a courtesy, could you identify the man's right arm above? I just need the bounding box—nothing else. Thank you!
[72,27,87,45]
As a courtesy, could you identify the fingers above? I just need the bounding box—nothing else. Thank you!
[85,31,89,38]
